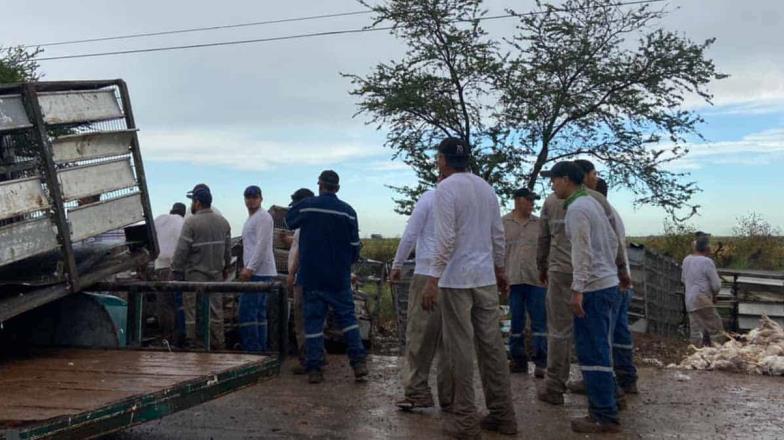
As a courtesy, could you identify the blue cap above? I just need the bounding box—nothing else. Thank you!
[244,185,262,198]
[189,187,212,205]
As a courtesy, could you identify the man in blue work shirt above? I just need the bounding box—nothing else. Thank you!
[285,170,368,384]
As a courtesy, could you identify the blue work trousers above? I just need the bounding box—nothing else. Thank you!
[613,289,638,389]
[574,286,621,424]
[175,291,185,344]
[508,284,548,368]
[238,275,272,353]
[304,288,366,371]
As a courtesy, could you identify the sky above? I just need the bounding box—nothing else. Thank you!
[3,0,783,237]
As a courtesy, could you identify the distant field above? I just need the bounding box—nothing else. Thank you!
[362,235,784,271]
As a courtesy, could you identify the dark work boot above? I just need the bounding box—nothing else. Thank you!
[537,387,564,405]
[479,415,518,435]
[353,361,369,383]
[570,416,621,433]
[308,369,324,384]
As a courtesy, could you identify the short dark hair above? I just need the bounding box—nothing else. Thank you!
[596,178,609,197]
[290,188,315,205]
[170,202,187,217]
[545,161,584,185]
[437,137,470,171]
[574,159,595,174]
[695,236,711,253]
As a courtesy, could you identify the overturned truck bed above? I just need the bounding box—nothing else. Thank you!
[0,349,277,440]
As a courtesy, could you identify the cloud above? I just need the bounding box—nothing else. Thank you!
[663,128,784,170]
[139,129,386,171]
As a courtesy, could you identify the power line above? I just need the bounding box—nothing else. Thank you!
[34,0,666,62]
[26,10,374,48]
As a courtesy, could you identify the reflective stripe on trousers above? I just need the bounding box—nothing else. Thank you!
[573,286,621,424]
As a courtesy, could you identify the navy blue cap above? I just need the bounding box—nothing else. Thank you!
[186,183,210,199]
[244,185,262,198]
[512,188,539,200]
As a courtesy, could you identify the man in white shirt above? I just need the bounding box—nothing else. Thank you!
[390,175,453,412]
[238,185,277,352]
[422,138,517,438]
[546,161,621,434]
[153,202,186,344]
[682,234,724,347]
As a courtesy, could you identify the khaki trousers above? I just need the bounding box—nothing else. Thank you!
[403,275,453,405]
[183,272,225,350]
[544,271,574,393]
[689,307,725,347]
[441,285,516,436]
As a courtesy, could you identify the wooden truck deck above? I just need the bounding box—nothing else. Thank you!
[0,349,278,440]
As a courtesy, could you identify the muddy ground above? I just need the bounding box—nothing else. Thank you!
[110,354,783,440]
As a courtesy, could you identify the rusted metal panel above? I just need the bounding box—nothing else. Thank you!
[38,89,123,125]
[68,193,144,241]
[51,129,135,163]
[58,158,136,201]
[0,94,32,131]
[0,176,49,220]
[0,218,59,266]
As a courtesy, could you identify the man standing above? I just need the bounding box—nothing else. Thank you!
[547,161,622,433]
[238,185,277,352]
[390,175,453,411]
[682,234,724,347]
[537,165,629,405]
[172,184,232,350]
[285,170,367,384]
[423,138,517,439]
[153,202,186,344]
[503,188,547,377]
[286,188,315,373]
[593,176,638,394]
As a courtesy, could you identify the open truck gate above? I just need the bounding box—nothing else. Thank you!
[0,81,283,439]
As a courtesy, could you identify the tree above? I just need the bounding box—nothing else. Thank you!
[499,0,725,219]
[0,45,43,83]
[343,0,517,214]
[346,0,725,217]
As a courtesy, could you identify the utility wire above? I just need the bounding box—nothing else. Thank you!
[34,0,666,62]
[26,10,374,48]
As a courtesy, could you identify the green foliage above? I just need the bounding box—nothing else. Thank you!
[346,0,725,218]
[727,213,784,270]
[638,213,783,270]
[0,46,43,83]
[361,238,401,263]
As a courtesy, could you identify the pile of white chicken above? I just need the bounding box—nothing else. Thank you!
[671,315,784,376]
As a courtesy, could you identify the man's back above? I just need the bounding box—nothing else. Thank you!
[154,213,184,270]
[286,193,360,291]
[434,172,504,289]
[172,209,231,279]
[565,196,619,293]
[682,255,721,312]
[538,189,623,275]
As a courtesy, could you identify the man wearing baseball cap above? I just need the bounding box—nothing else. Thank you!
[423,137,517,438]
[172,184,232,350]
[285,170,368,384]
[503,188,548,378]
[238,185,277,352]
[541,161,622,433]
[537,162,629,408]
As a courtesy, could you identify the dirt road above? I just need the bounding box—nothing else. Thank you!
[111,355,783,439]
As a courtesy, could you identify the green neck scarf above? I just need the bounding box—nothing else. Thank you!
[564,185,588,209]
